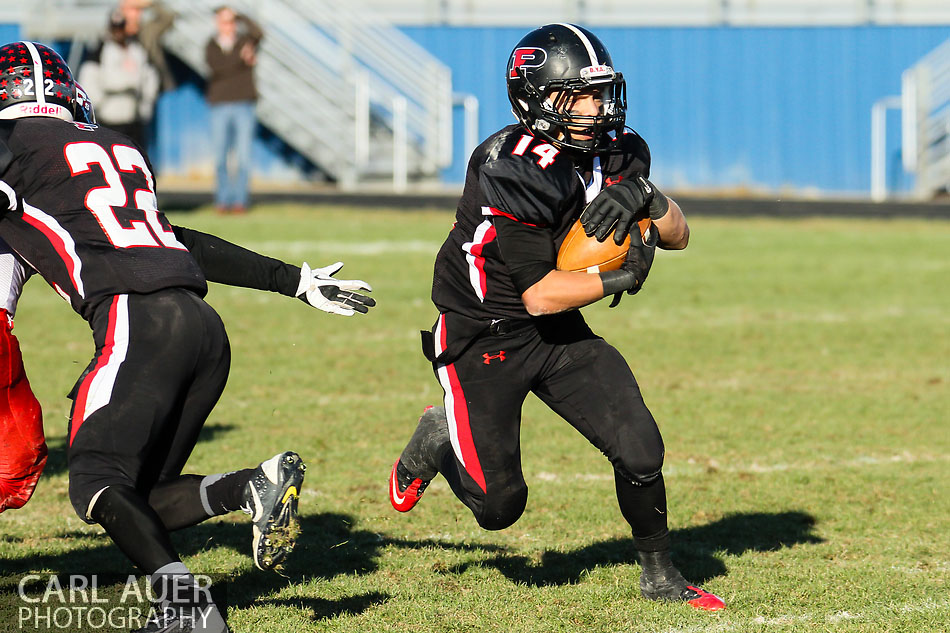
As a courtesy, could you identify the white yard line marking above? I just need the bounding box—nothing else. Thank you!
[658,598,950,633]
[246,240,442,256]
[534,452,950,482]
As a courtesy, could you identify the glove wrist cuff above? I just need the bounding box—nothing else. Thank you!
[599,269,636,296]
[648,190,670,220]
[295,262,312,297]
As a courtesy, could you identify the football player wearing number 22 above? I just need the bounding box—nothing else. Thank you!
[0,42,375,633]
[390,24,724,610]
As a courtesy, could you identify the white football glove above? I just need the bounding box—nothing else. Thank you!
[295,262,375,316]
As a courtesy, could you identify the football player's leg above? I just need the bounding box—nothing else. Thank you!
[145,304,232,531]
[389,405,450,512]
[0,320,47,513]
[67,292,206,556]
[151,296,304,571]
[534,337,724,611]
[409,335,531,530]
[149,450,307,572]
[69,292,231,630]
[89,485,227,633]
[440,393,528,531]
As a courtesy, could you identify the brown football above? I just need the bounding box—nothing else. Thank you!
[556,217,653,273]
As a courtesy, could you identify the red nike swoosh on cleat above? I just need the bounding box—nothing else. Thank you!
[686,586,726,611]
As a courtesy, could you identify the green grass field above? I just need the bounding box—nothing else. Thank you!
[1,205,948,633]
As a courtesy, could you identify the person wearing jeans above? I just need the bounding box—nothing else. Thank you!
[205,5,262,214]
[210,100,255,213]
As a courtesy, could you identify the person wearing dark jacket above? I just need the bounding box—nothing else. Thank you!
[205,5,263,214]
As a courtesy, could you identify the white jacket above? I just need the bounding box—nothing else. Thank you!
[78,38,160,126]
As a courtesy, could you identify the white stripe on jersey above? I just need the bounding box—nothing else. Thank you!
[81,294,130,422]
[0,180,16,210]
[23,42,47,107]
[22,200,86,298]
[462,219,493,302]
[556,23,599,66]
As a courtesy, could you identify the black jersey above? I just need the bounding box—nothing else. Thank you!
[431,124,651,321]
[0,118,206,320]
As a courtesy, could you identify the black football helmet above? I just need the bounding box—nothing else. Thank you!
[0,41,85,123]
[507,24,626,154]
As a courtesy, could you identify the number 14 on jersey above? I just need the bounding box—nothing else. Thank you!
[512,135,560,169]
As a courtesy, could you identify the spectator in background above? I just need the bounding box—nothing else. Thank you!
[78,9,160,149]
[206,5,263,215]
[118,0,177,93]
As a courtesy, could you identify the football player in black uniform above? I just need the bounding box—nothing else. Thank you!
[0,42,375,632]
[389,24,725,611]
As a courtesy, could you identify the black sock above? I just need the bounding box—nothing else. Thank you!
[199,468,255,515]
[614,469,670,550]
[89,485,179,574]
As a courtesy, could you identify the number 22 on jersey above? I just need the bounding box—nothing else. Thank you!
[64,142,186,250]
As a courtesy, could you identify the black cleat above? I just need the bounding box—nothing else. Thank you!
[242,451,306,572]
[389,406,448,512]
[638,550,725,611]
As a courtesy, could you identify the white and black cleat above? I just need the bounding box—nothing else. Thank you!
[242,451,306,572]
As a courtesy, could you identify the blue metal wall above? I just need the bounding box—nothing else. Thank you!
[0,26,18,42]
[403,25,950,195]
[5,23,950,194]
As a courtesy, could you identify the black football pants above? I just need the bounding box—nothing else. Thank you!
[431,315,665,532]
[67,288,230,522]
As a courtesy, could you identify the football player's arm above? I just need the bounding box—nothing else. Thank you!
[173,225,299,294]
[495,218,608,316]
[172,226,375,316]
[638,140,688,249]
[522,270,606,316]
[648,193,689,250]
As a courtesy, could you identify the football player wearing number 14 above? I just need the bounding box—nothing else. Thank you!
[389,24,725,611]
[0,42,374,633]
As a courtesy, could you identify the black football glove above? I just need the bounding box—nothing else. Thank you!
[598,224,659,308]
[580,176,670,245]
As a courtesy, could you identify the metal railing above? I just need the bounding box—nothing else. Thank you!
[902,38,950,199]
[23,0,455,189]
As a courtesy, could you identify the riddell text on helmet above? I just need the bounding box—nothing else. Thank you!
[16,104,65,116]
